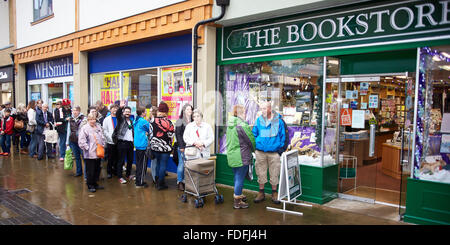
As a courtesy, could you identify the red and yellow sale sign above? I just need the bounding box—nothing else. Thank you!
[161,66,193,120]
[100,73,129,107]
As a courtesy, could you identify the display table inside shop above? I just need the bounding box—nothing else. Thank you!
[344,138,373,166]
[381,142,408,180]
[375,131,395,161]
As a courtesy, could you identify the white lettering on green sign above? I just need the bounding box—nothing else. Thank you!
[222,0,450,60]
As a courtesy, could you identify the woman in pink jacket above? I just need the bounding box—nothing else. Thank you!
[78,113,106,193]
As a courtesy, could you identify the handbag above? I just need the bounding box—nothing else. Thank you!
[64,147,73,170]
[184,146,198,157]
[27,124,35,133]
[44,125,58,144]
[94,134,105,159]
[245,155,255,181]
[14,120,24,130]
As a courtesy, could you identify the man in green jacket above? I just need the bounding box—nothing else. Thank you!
[226,105,255,209]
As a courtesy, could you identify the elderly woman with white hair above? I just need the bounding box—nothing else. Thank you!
[183,109,214,160]
[78,112,106,193]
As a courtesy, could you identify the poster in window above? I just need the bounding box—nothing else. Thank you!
[31,92,41,101]
[360,82,369,95]
[440,134,450,153]
[295,91,311,112]
[100,73,125,107]
[369,95,378,108]
[351,110,365,129]
[340,108,352,126]
[161,66,193,121]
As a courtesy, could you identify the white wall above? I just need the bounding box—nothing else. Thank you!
[16,0,75,48]
[213,0,372,26]
[79,0,186,30]
[0,0,10,48]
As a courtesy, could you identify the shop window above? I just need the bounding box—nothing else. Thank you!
[47,82,63,111]
[218,58,326,165]
[91,72,122,110]
[415,46,450,184]
[122,68,158,115]
[160,66,193,121]
[30,84,42,101]
[33,0,53,22]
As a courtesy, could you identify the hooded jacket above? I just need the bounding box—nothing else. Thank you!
[252,112,285,153]
[226,116,255,168]
[133,116,150,150]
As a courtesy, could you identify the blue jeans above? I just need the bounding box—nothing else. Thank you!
[154,152,170,183]
[69,142,83,176]
[0,134,11,153]
[177,150,185,183]
[29,132,38,156]
[19,131,31,149]
[58,131,67,159]
[232,165,249,196]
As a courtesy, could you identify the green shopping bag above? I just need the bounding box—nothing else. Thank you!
[64,147,73,170]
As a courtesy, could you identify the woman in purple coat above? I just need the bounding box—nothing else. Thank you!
[78,113,106,193]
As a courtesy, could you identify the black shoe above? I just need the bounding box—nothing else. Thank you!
[107,174,112,179]
[37,157,43,161]
[73,173,82,177]
[95,185,104,190]
[88,188,96,193]
[47,156,55,159]
[157,181,168,190]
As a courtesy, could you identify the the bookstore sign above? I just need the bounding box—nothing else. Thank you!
[220,0,450,61]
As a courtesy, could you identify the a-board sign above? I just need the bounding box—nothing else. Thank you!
[278,149,301,202]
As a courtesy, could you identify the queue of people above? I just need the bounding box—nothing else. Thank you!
[2,98,287,209]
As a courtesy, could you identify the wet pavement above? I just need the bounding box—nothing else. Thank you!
[0,151,410,225]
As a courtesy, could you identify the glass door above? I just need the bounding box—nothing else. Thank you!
[325,57,378,202]
[396,72,415,218]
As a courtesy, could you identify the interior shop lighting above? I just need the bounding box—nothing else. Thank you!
[328,60,339,65]
[439,65,450,71]
[433,55,442,62]
[442,52,450,59]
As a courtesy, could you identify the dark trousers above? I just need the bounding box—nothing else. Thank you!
[85,158,101,189]
[37,134,53,159]
[135,150,147,186]
[106,143,118,175]
[116,140,134,178]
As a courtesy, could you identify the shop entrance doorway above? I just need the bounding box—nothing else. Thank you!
[325,68,415,215]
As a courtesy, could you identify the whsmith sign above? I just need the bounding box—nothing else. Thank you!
[26,56,73,80]
[220,0,450,61]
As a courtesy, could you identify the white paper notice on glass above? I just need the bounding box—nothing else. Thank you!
[441,113,450,133]
[343,103,349,109]
[351,110,365,129]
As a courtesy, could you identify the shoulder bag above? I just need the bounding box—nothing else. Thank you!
[14,120,24,130]
[94,134,105,159]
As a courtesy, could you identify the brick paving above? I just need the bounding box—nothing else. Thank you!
[0,187,71,225]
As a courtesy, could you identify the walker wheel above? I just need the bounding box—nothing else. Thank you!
[181,194,187,203]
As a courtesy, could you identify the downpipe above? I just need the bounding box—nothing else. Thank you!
[192,0,229,107]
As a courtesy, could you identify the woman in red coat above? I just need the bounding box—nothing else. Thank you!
[0,108,15,156]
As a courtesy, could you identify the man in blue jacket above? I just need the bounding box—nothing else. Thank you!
[252,101,285,204]
[133,106,150,188]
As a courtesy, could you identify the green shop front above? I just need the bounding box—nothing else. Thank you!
[215,0,450,224]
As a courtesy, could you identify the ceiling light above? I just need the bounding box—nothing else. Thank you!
[439,65,450,71]
[433,55,442,62]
